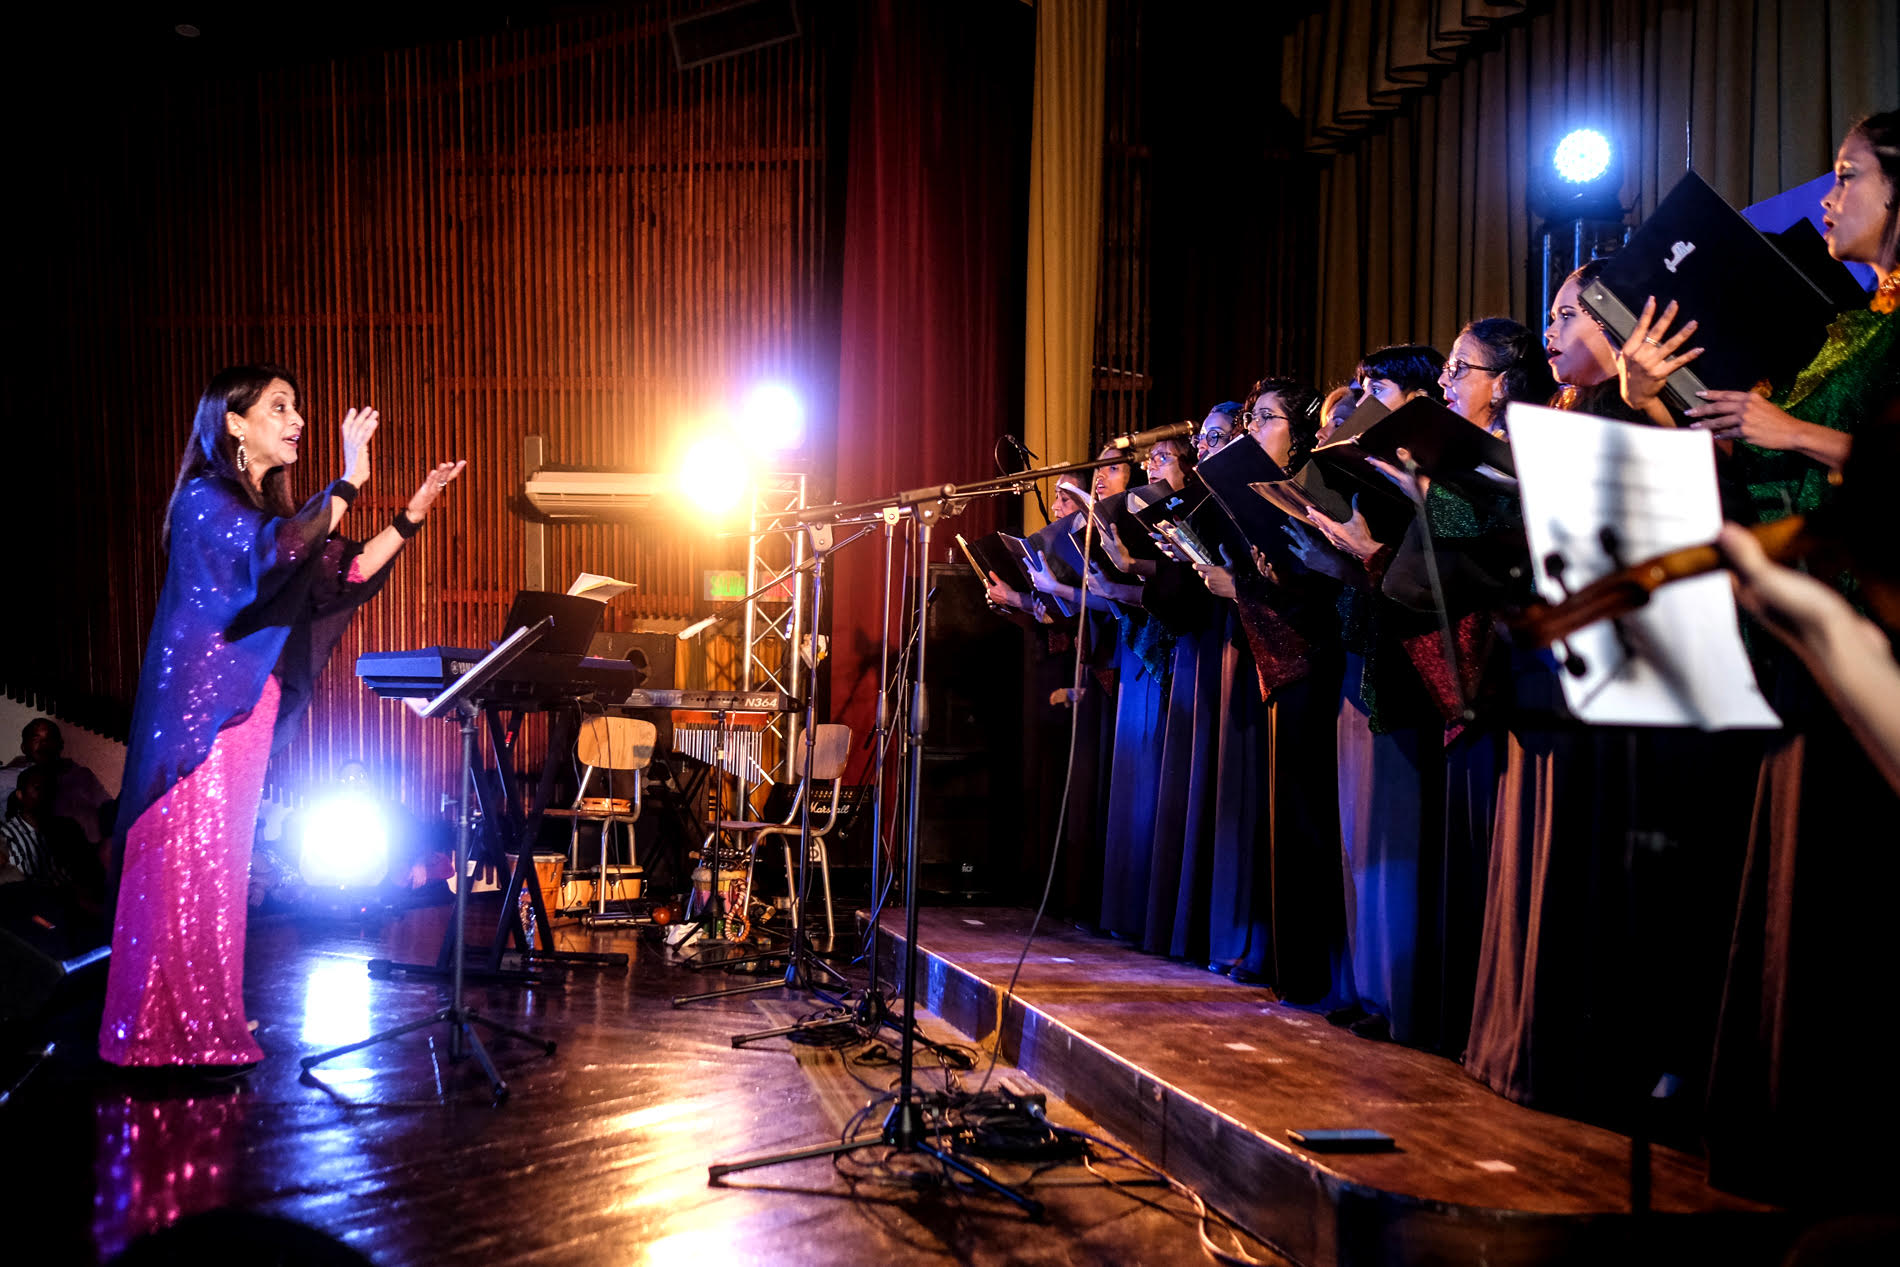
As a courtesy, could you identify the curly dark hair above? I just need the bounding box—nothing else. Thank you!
[1243,376,1323,465]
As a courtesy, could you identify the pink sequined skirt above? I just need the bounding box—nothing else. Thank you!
[99,676,279,1067]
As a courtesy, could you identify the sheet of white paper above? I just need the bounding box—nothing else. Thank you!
[566,572,636,601]
[1506,403,1778,730]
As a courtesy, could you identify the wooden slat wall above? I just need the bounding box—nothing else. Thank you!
[22,5,832,818]
[1088,0,1151,452]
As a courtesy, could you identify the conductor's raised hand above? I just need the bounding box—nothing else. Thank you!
[341,407,379,487]
[405,460,468,522]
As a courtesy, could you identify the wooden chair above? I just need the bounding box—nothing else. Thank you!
[717,723,851,940]
[543,715,657,917]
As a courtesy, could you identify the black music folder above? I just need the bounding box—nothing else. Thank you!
[1768,217,1875,312]
[1033,514,1090,582]
[1068,493,1142,586]
[1133,476,1223,566]
[956,532,1033,594]
[502,591,607,655]
[1319,396,1515,487]
[996,528,1077,617]
[1195,436,1297,553]
[1096,487,1167,563]
[1579,170,1840,411]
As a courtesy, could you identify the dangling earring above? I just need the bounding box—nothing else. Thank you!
[236,437,250,472]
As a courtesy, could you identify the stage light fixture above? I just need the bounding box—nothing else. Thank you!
[735,381,805,452]
[680,435,752,514]
[1532,125,1625,222]
[1553,128,1613,184]
[299,790,390,889]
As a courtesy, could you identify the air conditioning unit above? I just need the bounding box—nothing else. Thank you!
[518,468,674,521]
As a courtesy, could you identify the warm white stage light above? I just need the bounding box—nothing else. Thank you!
[680,436,751,513]
[736,382,806,452]
[299,792,390,888]
[1553,129,1613,184]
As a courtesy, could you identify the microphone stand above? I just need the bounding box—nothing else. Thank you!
[708,456,1128,1217]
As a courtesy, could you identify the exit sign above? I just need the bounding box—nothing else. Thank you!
[703,570,746,601]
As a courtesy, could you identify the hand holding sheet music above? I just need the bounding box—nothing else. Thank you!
[1506,403,1778,729]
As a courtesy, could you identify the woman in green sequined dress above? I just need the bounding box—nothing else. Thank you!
[1694,110,1900,1207]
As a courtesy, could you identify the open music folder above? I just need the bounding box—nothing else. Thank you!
[1506,402,1778,730]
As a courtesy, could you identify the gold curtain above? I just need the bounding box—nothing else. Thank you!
[1281,1,1534,150]
[1294,0,1900,386]
[1023,0,1108,529]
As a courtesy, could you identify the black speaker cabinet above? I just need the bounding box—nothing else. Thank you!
[915,562,1023,901]
[0,910,108,1026]
[587,630,677,690]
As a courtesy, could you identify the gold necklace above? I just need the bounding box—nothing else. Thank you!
[1874,271,1899,315]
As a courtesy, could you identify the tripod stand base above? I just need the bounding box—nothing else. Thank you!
[706,1093,1042,1217]
[673,949,852,1010]
[299,1006,556,1102]
[367,957,548,986]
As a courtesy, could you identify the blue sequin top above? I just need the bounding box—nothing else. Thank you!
[116,475,393,840]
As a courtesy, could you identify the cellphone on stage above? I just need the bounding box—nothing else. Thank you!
[1286,1128,1396,1152]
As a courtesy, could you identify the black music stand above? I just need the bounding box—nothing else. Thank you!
[368,674,629,985]
[301,620,559,1101]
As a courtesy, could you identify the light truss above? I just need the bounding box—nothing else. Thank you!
[743,472,808,780]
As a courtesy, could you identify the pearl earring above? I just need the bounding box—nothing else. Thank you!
[236,438,250,472]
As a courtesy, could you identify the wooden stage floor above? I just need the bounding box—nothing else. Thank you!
[872,906,1804,1267]
[5,900,1290,1267]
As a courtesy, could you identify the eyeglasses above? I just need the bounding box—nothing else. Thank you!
[1443,358,1507,382]
[1196,429,1233,449]
[1240,409,1289,428]
[1141,450,1178,468]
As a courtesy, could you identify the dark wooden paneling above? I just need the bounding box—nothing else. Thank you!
[14,4,836,817]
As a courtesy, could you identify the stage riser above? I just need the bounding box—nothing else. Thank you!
[873,925,1796,1267]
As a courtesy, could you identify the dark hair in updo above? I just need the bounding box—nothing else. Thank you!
[1847,109,1900,263]
[1551,259,1635,415]
[164,363,303,547]
[1459,317,1558,410]
[1355,344,1446,401]
[1243,376,1323,465]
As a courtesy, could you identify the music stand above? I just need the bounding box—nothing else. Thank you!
[301,619,559,1101]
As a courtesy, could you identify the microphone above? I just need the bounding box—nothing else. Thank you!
[1108,419,1195,451]
[677,615,720,641]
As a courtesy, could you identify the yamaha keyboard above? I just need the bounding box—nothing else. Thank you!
[357,650,799,714]
[356,646,640,704]
[621,688,799,712]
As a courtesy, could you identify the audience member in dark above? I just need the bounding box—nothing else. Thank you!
[2,763,106,915]
[3,718,112,844]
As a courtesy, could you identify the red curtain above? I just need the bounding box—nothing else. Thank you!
[825,0,1032,737]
